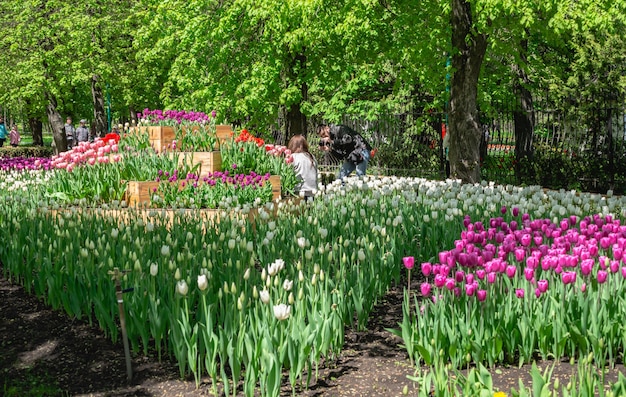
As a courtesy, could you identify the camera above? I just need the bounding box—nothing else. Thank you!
[318,140,330,147]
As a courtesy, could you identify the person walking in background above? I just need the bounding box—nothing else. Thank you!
[316,124,372,180]
[9,124,20,147]
[64,117,76,149]
[76,119,90,144]
[287,134,318,199]
[0,117,7,147]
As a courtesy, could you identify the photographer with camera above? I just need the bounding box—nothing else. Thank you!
[316,124,373,181]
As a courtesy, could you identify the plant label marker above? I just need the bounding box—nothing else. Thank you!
[108,267,134,382]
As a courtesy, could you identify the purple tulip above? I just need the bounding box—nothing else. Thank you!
[512,207,519,217]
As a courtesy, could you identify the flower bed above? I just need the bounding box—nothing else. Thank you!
[124,173,281,207]
[2,175,626,395]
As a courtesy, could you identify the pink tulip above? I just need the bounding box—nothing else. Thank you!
[465,283,476,296]
[581,282,587,292]
[402,257,415,270]
[610,260,619,273]
[487,272,497,284]
[597,270,608,284]
[455,270,465,283]
[444,277,456,290]
[477,289,487,302]
[505,265,517,278]
[420,282,431,296]
[476,269,486,280]
[421,262,432,277]
[434,274,446,288]
[561,271,577,285]
[524,267,534,281]
[535,288,541,298]
[515,289,525,298]
[580,259,594,276]
[515,248,526,262]
[466,273,475,284]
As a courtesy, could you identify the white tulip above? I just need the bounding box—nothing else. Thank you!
[197,274,208,291]
[259,289,270,304]
[273,304,291,320]
[176,280,188,296]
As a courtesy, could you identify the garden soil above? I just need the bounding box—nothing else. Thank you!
[1,269,625,396]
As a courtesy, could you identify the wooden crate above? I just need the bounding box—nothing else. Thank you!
[215,125,233,148]
[177,151,222,177]
[126,126,176,152]
[148,126,176,152]
[268,175,281,200]
[125,181,161,207]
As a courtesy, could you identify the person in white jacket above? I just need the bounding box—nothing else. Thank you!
[287,134,318,200]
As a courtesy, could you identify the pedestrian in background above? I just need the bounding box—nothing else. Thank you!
[76,119,90,144]
[316,124,372,181]
[287,134,318,199]
[9,124,20,147]
[0,117,7,147]
[64,117,76,149]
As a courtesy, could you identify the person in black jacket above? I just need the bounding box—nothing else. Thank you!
[316,124,372,180]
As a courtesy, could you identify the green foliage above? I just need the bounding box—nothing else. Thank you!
[0,146,55,159]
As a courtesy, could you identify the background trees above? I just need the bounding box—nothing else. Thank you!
[0,0,624,182]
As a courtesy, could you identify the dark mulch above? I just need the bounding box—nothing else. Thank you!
[1,271,625,396]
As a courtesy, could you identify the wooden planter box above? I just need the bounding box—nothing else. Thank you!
[125,174,281,207]
[267,175,281,200]
[176,151,222,177]
[124,181,161,207]
[129,125,233,152]
[127,126,176,152]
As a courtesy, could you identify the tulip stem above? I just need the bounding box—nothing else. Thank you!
[407,268,411,309]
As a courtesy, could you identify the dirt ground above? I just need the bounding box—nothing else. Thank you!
[1,270,625,397]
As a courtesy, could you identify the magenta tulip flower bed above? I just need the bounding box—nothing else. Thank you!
[398,208,626,374]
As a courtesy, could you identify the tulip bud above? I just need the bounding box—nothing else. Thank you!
[288,292,294,305]
[197,274,208,291]
[176,280,188,296]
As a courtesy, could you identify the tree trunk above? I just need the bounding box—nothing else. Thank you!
[92,74,108,137]
[45,92,67,153]
[129,106,138,126]
[29,117,43,146]
[448,0,488,183]
[512,37,534,184]
[283,52,308,143]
